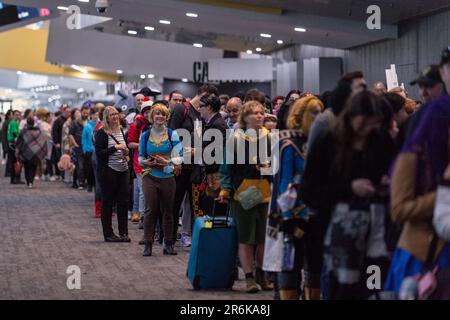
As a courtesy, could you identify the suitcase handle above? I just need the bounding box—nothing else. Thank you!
[209,198,232,228]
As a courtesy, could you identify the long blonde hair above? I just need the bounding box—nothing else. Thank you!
[287,96,324,135]
[102,106,118,135]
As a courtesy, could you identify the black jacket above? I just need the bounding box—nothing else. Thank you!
[95,128,118,178]
[203,113,227,174]
[51,115,67,145]
[169,102,202,169]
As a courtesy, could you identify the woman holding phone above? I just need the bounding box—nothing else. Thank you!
[95,106,130,243]
[139,102,183,257]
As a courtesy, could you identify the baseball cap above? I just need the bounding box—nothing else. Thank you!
[410,65,442,87]
[140,100,154,114]
[440,46,450,67]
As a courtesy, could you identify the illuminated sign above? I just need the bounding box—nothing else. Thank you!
[0,3,50,27]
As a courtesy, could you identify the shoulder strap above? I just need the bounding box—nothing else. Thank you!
[423,232,439,272]
[141,129,151,159]
[136,118,142,133]
[167,128,173,148]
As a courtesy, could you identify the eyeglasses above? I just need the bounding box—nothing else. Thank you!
[109,113,119,117]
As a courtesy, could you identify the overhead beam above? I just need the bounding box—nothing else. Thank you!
[187,0,283,15]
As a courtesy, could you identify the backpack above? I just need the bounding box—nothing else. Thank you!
[140,128,174,159]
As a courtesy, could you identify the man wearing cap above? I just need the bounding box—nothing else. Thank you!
[128,100,153,226]
[410,65,446,104]
[406,64,447,140]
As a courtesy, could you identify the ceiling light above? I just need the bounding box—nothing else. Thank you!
[256,48,262,52]
[159,20,171,25]
[193,43,203,48]
[294,27,307,32]
[182,78,188,83]
[78,0,89,3]
[77,88,84,93]
[145,26,155,31]
[57,6,68,11]
[71,64,88,74]
[140,75,146,79]
[186,13,198,18]
[260,33,271,38]
[148,74,155,79]
[246,50,253,54]
[116,70,123,74]
[128,30,138,35]
[98,82,105,86]
[277,40,283,44]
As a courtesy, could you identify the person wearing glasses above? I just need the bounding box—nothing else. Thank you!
[95,106,131,243]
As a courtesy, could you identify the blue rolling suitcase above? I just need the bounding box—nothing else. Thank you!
[187,203,238,290]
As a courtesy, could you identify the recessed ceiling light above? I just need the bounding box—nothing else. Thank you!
[145,26,155,31]
[128,30,138,35]
[256,48,262,52]
[246,50,253,54]
[57,6,68,11]
[148,74,155,79]
[277,40,284,44]
[294,27,307,32]
[78,0,89,3]
[159,20,171,25]
[260,33,271,38]
[193,43,203,48]
[140,75,146,79]
[182,78,188,82]
[116,70,123,74]
[186,13,198,18]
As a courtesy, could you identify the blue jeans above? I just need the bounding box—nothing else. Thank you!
[133,173,145,217]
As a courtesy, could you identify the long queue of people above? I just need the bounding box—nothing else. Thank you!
[1,46,449,299]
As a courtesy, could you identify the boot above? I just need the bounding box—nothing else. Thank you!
[304,287,321,300]
[95,201,102,218]
[255,268,273,291]
[245,277,259,293]
[163,241,177,255]
[143,242,152,256]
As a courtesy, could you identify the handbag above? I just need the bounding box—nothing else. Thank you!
[433,184,450,240]
[262,227,295,273]
[233,178,271,210]
[14,160,22,176]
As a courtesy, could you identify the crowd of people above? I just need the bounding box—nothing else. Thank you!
[1,45,449,300]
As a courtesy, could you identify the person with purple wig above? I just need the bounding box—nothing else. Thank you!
[385,93,450,293]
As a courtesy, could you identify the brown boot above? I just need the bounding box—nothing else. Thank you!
[245,277,259,294]
[255,268,273,291]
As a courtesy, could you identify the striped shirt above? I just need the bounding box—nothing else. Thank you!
[108,130,129,172]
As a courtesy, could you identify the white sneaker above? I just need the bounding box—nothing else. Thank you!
[128,212,132,220]
[28,183,33,189]
[49,176,57,182]
[1,159,5,165]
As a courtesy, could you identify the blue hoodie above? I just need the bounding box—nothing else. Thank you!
[82,120,96,153]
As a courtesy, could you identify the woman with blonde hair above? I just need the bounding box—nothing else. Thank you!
[95,106,131,242]
[219,100,273,293]
[264,96,323,300]
[139,102,183,256]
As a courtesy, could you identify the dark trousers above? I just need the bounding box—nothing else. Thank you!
[171,168,194,242]
[73,147,84,186]
[83,152,94,189]
[142,174,176,244]
[100,167,129,238]
[44,158,54,176]
[52,146,61,176]
[24,156,40,185]
[7,143,18,183]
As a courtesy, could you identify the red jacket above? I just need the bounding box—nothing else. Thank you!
[127,114,149,174]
